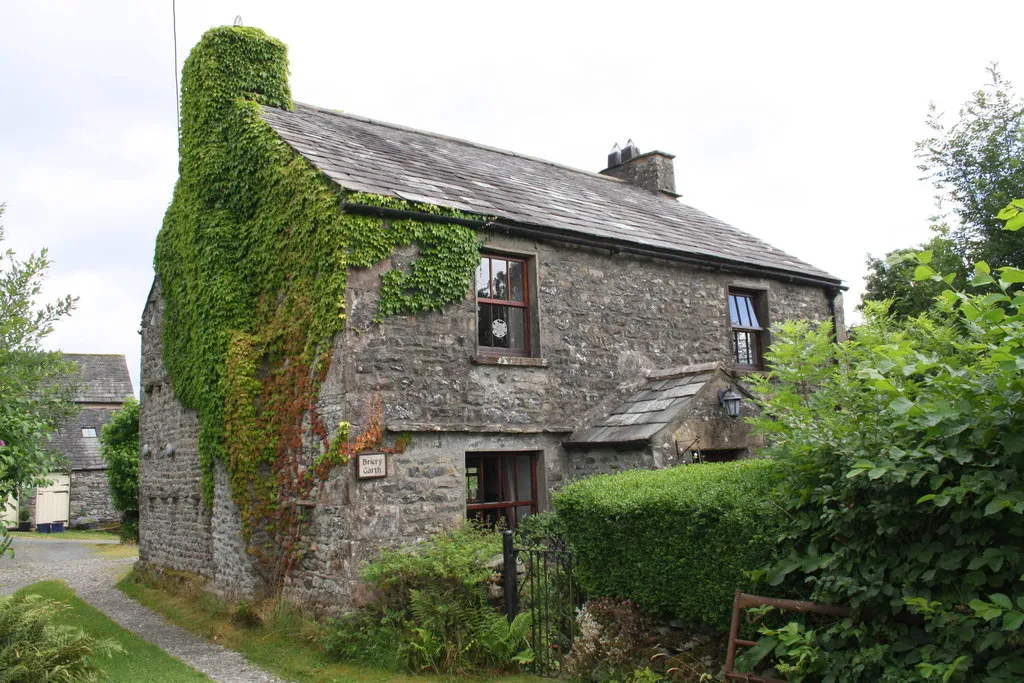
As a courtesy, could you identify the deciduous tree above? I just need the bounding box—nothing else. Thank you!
[862,67,1024,317]
[0,204,77,555]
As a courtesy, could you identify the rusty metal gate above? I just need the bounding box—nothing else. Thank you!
[502,530,583,677]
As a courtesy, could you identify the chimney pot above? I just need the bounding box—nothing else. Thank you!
[607,143,622,169]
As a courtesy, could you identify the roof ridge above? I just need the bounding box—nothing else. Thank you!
[64,353,127,357]
[286,102,635,186]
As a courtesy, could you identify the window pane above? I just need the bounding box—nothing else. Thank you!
[516,456,532,501]
[734,330,755,365]
[509,261,525,302]
[481,458,501,502]
[729,294,742,326]
[491,259,508,300]
[476,258,491,298]
[744,296,760,328]
[466,463,480,503]
[479,303,512,349]
[502,457,518,501]
[477,303,492,347]
[506,307,526,351]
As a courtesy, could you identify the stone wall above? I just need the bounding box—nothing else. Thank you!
[284,430,564,613]
[139,230,839,604]
[137,281,215,578]
[330,232,835,445]
[70,469,118,523]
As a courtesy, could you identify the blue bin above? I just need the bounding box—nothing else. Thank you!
[52,521,65,533]
[37,522,52,533]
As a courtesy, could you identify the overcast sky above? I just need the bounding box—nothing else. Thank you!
[2,0,1023,394]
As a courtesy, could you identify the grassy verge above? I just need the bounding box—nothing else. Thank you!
[92,542,139,560]
[117,570,542,683]
[15,580,208,682]
[8,529,121,541]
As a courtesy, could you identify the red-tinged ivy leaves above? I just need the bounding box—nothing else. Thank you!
[740,203,1024,681]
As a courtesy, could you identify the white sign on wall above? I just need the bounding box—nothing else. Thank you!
[357,453,387,479]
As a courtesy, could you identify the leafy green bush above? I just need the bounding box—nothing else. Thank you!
[555,460,785,629]
[323,524,533,675]
[99,398,138,542]
[362,523,501,611]
[743,227,1024,680]
[0,593,122,681]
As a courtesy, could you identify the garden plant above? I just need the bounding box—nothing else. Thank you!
[740,200,1024,681]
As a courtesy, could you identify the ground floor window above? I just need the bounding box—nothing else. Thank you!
[465,451,538,529]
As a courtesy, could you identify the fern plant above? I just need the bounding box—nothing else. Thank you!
[324,524,533,675]
[0,594,123,682]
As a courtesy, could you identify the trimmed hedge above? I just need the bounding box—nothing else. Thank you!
[554,459,784,629]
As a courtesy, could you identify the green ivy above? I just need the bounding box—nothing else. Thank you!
[154,26,481,582]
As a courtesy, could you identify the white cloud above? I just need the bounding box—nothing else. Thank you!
[2,0,1023,373]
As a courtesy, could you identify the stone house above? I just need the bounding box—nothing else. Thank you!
[18,354,133,527]
[138,27,843,609]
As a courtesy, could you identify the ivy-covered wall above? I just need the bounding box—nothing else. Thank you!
[152,26,481,585]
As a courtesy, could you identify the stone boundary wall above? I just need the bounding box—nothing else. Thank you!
[70,469,118,523]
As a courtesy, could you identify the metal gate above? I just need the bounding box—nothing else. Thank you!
[503,531,583,677]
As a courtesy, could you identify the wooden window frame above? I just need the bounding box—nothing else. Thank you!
[729,290,766,370]
[476,254,532,357]
[465,451,539,529]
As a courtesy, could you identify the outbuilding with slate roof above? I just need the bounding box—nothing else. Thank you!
[22,354,134,528]
[138,26,845,610]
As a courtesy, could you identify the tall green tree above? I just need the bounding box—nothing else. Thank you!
[860,231,965,318]
[862,67,1024,317]
[0,203,77,555]
[918,66,1024,267]
[99,398,139,542]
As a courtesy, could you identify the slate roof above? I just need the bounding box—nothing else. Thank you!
[64,354,133,404]
[565,362,725,446]
[261,104,841,285]
[49,408,117,470]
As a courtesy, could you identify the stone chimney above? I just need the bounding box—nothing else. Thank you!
[600,139,679,198]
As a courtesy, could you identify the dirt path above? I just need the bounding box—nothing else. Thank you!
[1,535,286,683]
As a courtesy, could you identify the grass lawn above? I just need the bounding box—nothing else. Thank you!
[92,542,139,560]
[118,570,543,683]
[15,580,208,682]
[8,529,121,541]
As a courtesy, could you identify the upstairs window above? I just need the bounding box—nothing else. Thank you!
[729,291,765,369]
[81,427,97,438]
[476,255,530,356]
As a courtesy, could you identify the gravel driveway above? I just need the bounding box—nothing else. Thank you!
[1,535,285,683]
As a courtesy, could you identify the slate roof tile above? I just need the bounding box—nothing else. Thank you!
[261,104,841,284]
[565,362,734,446]
[63,354,134,404]
[49,408,118,470]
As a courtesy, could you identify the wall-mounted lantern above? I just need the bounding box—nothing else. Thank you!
[719,388,743,419]
[140,444,152,457]
[164,443,176,457]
